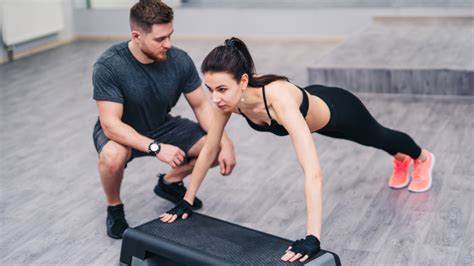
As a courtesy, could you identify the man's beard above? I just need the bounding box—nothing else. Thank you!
[142,47,167,62]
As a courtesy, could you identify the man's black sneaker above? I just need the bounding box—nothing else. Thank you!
[153,173,203,210]
[106,204,129,239]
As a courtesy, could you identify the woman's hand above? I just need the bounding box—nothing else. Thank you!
[281,235,321,262]
[159,199,193,223]
[217,142,236,176]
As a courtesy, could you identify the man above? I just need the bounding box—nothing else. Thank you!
[92,0,236,239]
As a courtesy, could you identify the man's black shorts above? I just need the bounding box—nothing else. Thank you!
[92,115,205,163]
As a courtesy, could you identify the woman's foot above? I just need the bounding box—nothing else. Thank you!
[408,151,435,193]
[388,156,411,189]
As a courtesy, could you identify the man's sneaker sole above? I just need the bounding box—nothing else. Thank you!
[408,154,435,193]
[154,185,181,204]
[107,228,124,239]
[106,218,128,239]
[154,185,202,210]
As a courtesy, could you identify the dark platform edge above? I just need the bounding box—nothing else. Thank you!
[119,212,341,266]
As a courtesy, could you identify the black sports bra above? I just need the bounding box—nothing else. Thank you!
[238,86,309,136]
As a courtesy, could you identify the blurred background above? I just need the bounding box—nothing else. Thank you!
[1,1,473,265]
[1,0,474,93]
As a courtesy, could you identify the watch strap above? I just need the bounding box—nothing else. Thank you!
[148,140,161,155]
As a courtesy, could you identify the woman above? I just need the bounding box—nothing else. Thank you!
[159,37,435,262]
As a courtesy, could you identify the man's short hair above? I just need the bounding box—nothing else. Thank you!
[130,0,174,33]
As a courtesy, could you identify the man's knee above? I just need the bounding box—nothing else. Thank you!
[98,141,131,173]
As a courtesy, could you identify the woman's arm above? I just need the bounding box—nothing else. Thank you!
[184,107,231,204]
[160,107,231,222]
[184,87,236,175]
[269,83,323,262]
[268,83,323,262]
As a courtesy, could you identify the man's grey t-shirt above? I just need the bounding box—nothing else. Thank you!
[92,42,202,135]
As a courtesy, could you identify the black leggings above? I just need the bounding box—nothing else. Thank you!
[305,84,422,159]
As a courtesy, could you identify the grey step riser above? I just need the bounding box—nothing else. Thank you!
[308,67,474,95]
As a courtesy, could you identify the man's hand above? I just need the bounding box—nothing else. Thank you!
[156,144,186,168]
[218,143,236,176]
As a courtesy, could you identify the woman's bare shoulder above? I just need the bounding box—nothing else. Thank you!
[265,80,300,103]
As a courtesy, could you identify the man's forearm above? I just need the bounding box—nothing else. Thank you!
[194,104,233,148]
[101,120,152,153]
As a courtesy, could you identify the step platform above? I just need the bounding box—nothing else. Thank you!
[119,213,340,265]
[308,17,474,95]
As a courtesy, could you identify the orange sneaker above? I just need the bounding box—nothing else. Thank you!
[408,152,435,193]
[388,156,411,189]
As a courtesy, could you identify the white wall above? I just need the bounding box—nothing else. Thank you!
[72,0,180,9]
[2,1,473,62]
[0,0,184,62]
[0,0,75,62]
[73,7,473,39]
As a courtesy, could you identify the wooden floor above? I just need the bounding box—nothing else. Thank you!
[1,40,472,265]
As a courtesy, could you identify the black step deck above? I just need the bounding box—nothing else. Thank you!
[120,213,340,265]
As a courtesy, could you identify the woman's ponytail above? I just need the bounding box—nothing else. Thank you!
[201,37,288,87]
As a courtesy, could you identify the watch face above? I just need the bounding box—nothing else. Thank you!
[150,143,159,152]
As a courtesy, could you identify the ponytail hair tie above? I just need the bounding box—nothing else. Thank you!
[225,39,235,48]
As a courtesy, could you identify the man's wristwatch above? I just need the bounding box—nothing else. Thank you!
[148,140,161,155]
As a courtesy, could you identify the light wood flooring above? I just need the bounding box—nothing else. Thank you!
[0,40,472,265]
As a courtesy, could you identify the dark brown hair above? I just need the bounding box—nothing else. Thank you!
[201,37,289,87]
[130,0,174,32]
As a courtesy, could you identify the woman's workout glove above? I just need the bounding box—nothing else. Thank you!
[288,235,321,258]
[159,199,193,223]
[167,199,193,219]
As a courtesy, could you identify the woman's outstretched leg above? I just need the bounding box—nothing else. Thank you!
[369,125,434,192]
[307,85,435,192]
[361,122,435,192]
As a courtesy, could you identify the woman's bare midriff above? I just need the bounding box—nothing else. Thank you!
[305,91,331,132]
